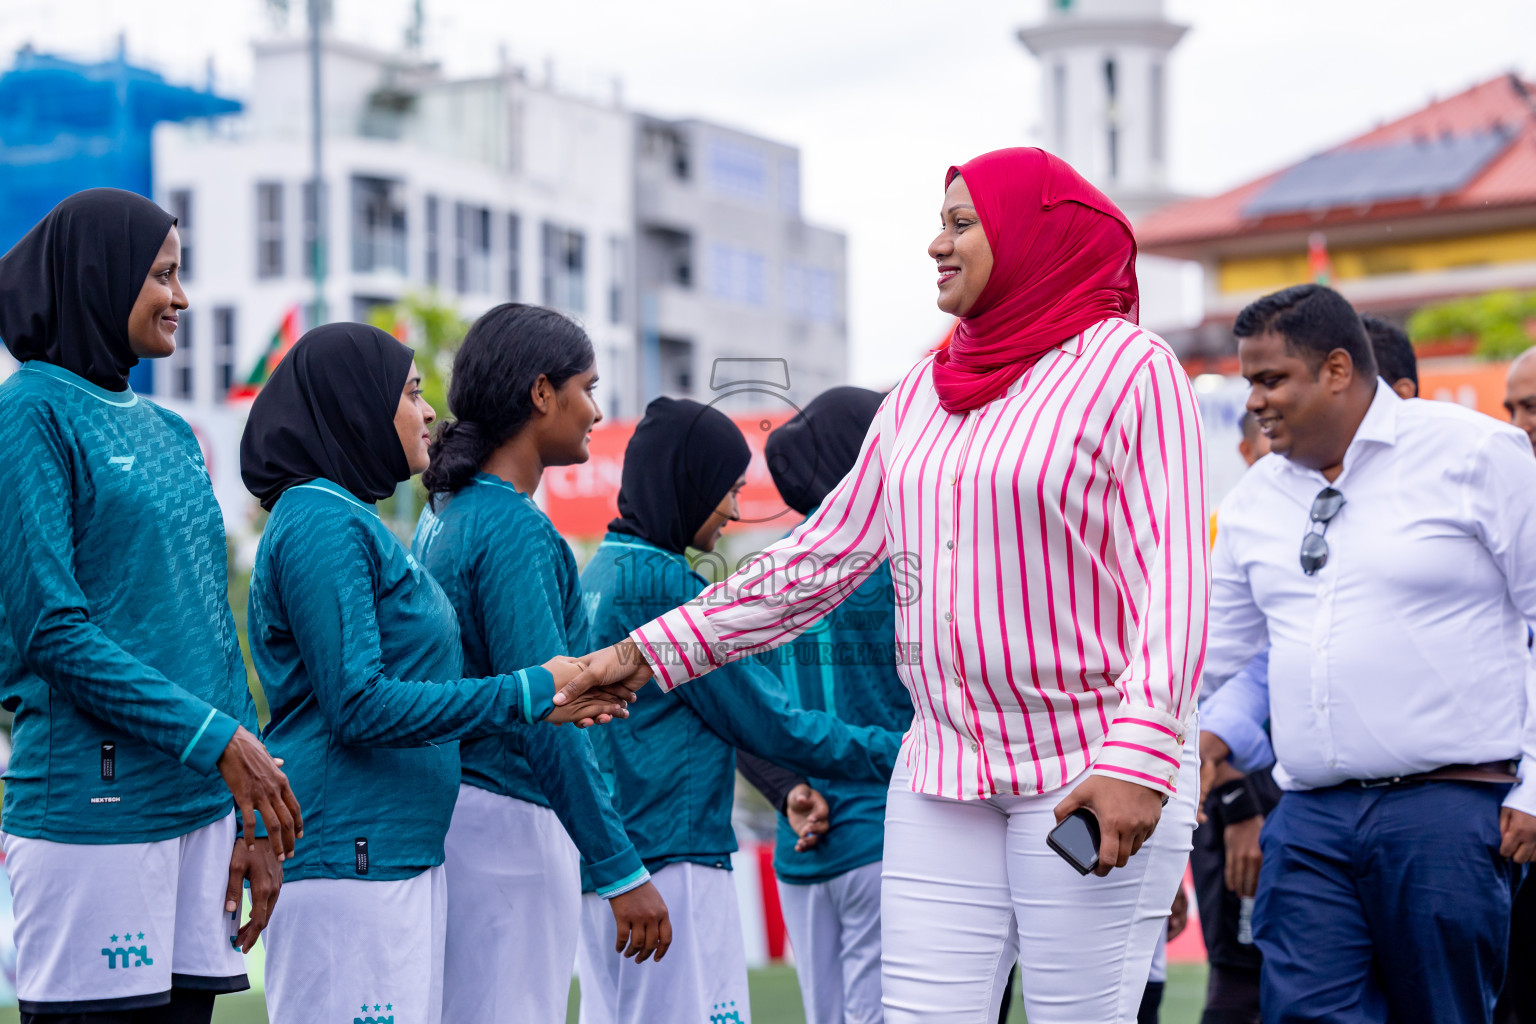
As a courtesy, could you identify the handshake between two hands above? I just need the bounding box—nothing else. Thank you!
[541,637,657,727]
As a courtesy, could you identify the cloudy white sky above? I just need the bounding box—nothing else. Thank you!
[3,0,1533,386]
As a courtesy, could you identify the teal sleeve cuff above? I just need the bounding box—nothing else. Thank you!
[520,667,556,723]
[181,709,239,776]
[589,848,649,898]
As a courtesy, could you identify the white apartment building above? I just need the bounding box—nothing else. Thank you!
[151,37,637,524]
[155,37,638,408]
[635,115,848,413]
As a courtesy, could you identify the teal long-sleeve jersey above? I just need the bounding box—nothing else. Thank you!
[580,532,903,874]
[412,474,648,897]
[756,553,914,885]
[248,478,555,882]
[0,362,255,844]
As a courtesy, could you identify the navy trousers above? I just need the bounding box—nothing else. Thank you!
[1254,782,1515,1024]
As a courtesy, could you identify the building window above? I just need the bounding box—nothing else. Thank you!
[708,243,767,307]
[455,203,492,295]
[608,235,627,325]
[642,123,690,180]
[783,263,835,324]
[302,181,328,279]
[352,295,394,323]
[541,223,586,313]
[507,213,521,301]
[351,176,407,275]
[256,183,284,279]
[168,189,193,282]
[707,138,767,205]
[778,157,800,216]
[658,336,693,395]
[214,306,236,401]
[1150,62,1165,165]
[1104,58,1119,181]
[168,310,194,400]
[1052,62,1067,152]
[425,195,440,287]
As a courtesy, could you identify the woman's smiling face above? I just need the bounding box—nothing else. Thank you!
[928,175,994,317]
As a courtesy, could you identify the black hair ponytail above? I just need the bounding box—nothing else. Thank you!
[422,303,595,500]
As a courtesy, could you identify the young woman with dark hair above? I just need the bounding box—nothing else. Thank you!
[239,322,627,1024]
[0,189,299,1024]
[574,397,902,1024]
[569,149,1208,1021]
[411,303,671,1023]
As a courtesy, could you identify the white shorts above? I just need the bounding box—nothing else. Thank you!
[442,784,581,1024]
[880,746,1199,1024]
[263,864,447,1024]
[575,862,750,1024]
[575,893,621,1024]
[1,811,246,1015]
[779,860,884,1024]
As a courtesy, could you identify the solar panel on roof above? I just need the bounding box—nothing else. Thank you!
[1241,129,1513,218]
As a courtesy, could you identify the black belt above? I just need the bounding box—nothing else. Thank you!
[1339,761,1518,790]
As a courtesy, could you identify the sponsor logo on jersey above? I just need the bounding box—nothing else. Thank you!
[108,456,136,472]
[99,932,152,969]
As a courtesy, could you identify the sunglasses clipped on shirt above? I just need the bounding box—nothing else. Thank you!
[1299,487,1345,576]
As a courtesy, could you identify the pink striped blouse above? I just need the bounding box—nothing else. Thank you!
[631,317,1210,800]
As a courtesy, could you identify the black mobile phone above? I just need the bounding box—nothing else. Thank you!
[1046,808,1101,876]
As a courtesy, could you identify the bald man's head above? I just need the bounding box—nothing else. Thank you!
[1505,348,1536,454]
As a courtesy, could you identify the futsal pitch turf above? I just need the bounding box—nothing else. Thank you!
[0,962,1211,1023]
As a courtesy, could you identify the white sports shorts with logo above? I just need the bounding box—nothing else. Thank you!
[263,863,447,1024]
[575,861,751,1024]
[442,784,582,1023]
[1,811,246,1016]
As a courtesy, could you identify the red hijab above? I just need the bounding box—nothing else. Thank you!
[930,148,1139,414]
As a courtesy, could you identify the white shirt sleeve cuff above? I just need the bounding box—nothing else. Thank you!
[1503,755,1536,818]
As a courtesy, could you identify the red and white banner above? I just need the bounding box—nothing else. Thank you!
[543,411,801,540]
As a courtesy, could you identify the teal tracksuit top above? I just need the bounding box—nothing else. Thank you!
[580,532,903,875]
[412,474,647,896]
[248,478,555,882]
[0,362,254,844]
[756,555,914,885]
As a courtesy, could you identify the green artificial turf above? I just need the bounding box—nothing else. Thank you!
[0,962,1211,1023]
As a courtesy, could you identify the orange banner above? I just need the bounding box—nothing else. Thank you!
[543,411,801,539]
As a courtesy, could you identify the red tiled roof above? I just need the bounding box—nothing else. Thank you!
[1139,74,1536,254]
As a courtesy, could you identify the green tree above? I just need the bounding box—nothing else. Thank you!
[1408,290,1536,361]
[365,292,470,537]
[365,290,470,417]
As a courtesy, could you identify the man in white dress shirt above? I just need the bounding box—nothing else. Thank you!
[1200,283,1536,1024]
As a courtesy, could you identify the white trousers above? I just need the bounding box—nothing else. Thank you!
[575,862,751,1024]
[264,864,447,1024]
[880,752,1197,1024]
[779,860,885,1024]
[442,784,582,1024]
[2,812,245,1013]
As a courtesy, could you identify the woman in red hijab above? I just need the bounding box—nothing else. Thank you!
[571,148,1208,1022]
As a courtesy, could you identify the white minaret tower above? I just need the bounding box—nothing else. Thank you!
[1018,0,1188,221]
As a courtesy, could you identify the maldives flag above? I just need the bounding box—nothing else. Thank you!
[227,306,301,400]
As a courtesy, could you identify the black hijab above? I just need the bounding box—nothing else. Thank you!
[766,386,884,516]
[0,188,177,392]
[240,323,415,511]
[609,397,752,555]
